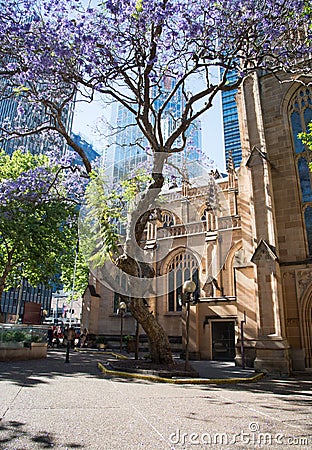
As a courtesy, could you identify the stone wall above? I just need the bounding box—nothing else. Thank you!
[0,342,47,361]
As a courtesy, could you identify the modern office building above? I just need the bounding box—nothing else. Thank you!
[2,280,52,324]
[104,76,203,183]
[0,80,75,155]
[71,133,101,164]
[105,105,148,182]
[220,69,242,169]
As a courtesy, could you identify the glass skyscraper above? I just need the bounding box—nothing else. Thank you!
[71,132,101,164]
[220,69,242,169]
[106,105,148,182]
[105,76,203,183]
[0,80,75,155]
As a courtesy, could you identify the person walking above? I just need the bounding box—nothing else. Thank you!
[47,327,53,348]
[80,328,88,348]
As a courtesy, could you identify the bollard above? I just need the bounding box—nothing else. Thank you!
[65,340,70,363]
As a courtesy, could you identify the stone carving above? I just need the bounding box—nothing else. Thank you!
[296,269,312,298]
[283,272,295,280]
[286,318,299,326]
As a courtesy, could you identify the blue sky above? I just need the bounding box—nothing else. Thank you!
[200,92,225,170]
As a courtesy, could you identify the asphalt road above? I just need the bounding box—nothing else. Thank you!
[0,349,312,449]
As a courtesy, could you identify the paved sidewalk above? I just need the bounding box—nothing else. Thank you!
[0,348,258,384]
[189,360,257,380]
[75,348,261,383]
[1,349,312,450]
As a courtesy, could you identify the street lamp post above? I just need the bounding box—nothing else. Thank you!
[15,279,24,324]
[240,311,247,369]
[118,301,127,352]
[69,242,79,328]
[65,328,70,363]
[182,280,197,371]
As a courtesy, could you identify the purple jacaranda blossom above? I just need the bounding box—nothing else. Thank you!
[0,0,309,107]
[0,149,87,208]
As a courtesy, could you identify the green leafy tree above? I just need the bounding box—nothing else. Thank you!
[0,149,84,320]
[80,168,152,269]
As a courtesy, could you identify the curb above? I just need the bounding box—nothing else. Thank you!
[97,362,265,385]
[74,348,128,359]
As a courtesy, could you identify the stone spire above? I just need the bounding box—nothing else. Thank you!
[227,151,236,188]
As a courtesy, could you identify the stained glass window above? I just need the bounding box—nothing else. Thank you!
[304,107,312,125]
[167,252,199,311]
[298,157,312,203]
[290,89,312,255]
[304,207,312,255]
[291,110,304,154]
[161,211,174,227]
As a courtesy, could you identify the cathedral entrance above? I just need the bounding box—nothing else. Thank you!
[211,321,235,361]
[301,291,312,369]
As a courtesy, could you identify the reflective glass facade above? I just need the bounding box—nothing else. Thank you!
[220,69,242,169]
[0,81,74,155]
[105,76,202,182]
[71,133,101,164]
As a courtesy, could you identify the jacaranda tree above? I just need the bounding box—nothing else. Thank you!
[0,149,86,321]
[0,0,311,362]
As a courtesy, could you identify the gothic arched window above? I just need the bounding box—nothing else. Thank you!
[161,211,174,228]
[167,252,199,312]
[290,88,312,255]
[304,206,312,255]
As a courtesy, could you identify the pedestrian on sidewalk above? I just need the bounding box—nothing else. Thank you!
[80,328,88,348]
[47,327,53,348]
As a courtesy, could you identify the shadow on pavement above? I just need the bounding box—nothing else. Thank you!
[0,420,83,449]
[208,376,312,397]
[0,349,104,388]
[182,374,312,424]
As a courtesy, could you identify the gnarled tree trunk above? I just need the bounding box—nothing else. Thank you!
[116,154,173,364]
[129,297,172,364]
[117,253,172,364]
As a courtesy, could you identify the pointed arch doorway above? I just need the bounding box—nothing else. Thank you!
[300,286,312,369]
